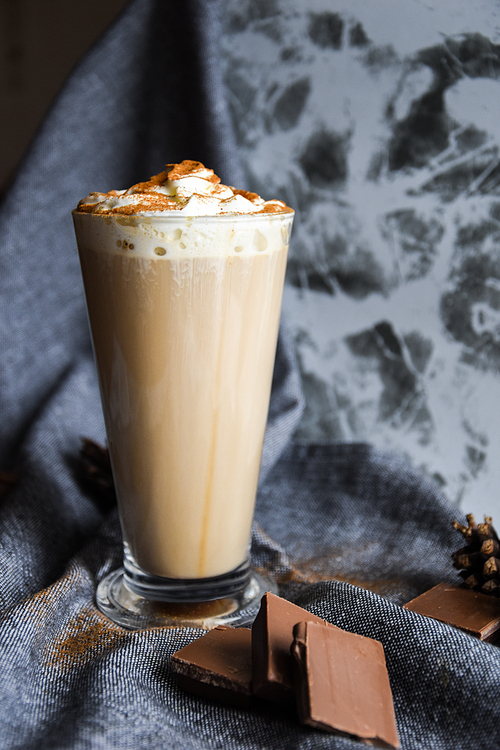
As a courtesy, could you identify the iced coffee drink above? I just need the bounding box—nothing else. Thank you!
[73,161,293,625]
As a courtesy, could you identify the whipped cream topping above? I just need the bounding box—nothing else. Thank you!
[75,160,291,217]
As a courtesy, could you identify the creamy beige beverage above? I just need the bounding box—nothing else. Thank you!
[73,161,293,583]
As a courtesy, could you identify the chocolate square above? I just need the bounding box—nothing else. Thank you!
[291,621,399,748]
[251,591,338,702]
[404,582,500,641]
[171,625,252,708]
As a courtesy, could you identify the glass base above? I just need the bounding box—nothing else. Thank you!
[123,550,252,602]
[96,567,277,630]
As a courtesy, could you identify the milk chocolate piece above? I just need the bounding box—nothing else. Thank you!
[291,621,400,749]
[404,582,500,642]
[252,592,338,702]
[171,626,252,708]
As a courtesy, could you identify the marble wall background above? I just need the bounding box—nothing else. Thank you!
[220,0,500,519]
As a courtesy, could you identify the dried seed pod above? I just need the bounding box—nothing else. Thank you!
[452,550,483,571]
[484,517,499,539]
[483,557,500,579]
[452,515,500,597]
[78,437,116,511]
[481,579,500,596]
[481,539,500,557]
[462,573,480,589]
[453,515,481,544]
[0,471,17,503]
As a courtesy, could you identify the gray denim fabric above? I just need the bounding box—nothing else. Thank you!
[1,1,499,748]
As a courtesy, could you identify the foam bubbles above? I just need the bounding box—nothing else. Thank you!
[73,212,294,261]
[253,229,268,252]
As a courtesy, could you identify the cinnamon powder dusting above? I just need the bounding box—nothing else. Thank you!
[46,606,128,668]
[232,189,261,202]
[126,170,170,193]
[166,160,220,184]
[75,160,293,216]
[108,196,179,215]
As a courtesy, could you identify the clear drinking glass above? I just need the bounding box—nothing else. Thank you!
[73,208,294,628]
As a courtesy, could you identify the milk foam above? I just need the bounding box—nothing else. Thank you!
[75,159,292,219]
[73,212,293,259]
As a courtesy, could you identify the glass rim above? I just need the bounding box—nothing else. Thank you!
[71,208,294,224]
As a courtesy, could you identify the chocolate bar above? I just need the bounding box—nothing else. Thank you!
[291,621,400,748]
[252,591,338,702]
[404,582,500,641]
[171,625,252,708]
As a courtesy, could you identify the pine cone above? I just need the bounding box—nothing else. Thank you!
[0,470,17,503]
[452,514,500,597]
[79,438,115,510]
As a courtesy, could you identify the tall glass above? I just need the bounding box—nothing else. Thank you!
[73,208,293,628]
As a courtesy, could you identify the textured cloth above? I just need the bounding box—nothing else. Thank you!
[1,1,499,749]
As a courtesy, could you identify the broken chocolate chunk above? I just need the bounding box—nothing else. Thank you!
[252,591,338,702]
[291,621,400,749]
[404,582,500,642]
[170,625,252,708]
